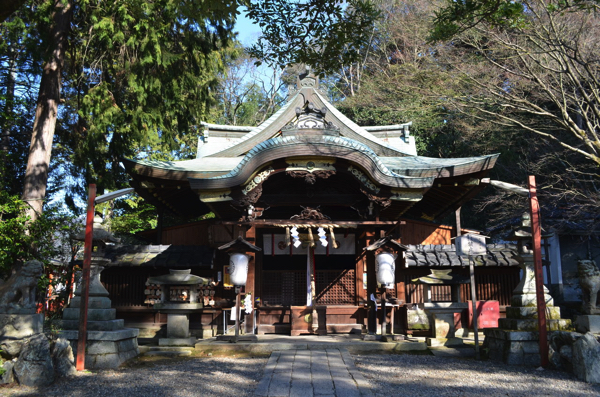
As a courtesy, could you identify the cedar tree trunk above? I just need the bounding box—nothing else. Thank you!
[21,0,72,221]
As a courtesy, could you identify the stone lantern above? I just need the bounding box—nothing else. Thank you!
[61,215,139,369]
[483,213,571,365]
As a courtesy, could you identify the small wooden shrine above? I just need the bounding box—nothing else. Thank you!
[108,72,515,337]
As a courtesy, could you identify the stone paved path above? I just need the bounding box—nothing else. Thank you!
[254,348,373,397]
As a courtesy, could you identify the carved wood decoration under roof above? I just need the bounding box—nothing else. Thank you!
[122,72,500,222]
[281,102,340,137]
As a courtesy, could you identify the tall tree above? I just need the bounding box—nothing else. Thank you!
[428,0,600,231]
[0,3,45,195]
[214,45,286,126]
[3,0,387,220]
[21,0,72,222]
[246,0,380,73]
[431,0,600,167]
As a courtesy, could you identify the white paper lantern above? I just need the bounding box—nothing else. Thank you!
[229,252,250,286]
[375,251,396,286]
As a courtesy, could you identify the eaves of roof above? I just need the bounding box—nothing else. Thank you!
[81,245,214,267]
[405,243,519,267]
[188,135,435,190]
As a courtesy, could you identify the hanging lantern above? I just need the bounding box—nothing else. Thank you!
[228,252,250,286]
[375,251,397,287]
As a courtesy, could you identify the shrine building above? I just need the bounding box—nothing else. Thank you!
[100,73,520,338]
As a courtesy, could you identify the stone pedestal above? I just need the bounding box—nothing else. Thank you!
[575,315,600,334]
[424,303,466,347]
[484,251,571,366]
[167,314,189,338]
[158,314,195,346]
[59,263,139,369]
[433,313,455,338]
[406,307,430,331]
[0,313,44,357]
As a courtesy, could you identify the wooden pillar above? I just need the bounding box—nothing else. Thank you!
[395,221,405,334]
[529,176,549,367]
[76,184,96,371]
[244,225,256,334]
[254,230,263,333]
[395,252,405,334]
[365,229,377,334]
[356,239,366,305]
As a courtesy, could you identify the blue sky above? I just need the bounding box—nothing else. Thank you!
[234,9,261,46]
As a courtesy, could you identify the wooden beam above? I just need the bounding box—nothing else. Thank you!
[216,220,400,227]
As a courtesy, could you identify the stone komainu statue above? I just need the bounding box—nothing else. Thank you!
[0,260,43,312]
[578,259,600,315]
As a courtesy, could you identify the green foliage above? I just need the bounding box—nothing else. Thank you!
[430,0,526,42]
[429,0,600,42]
[0,192,76,279]
[110,195,158,236]
[213,44,285,126]
[46,0,239,203]
[246,0,381,73]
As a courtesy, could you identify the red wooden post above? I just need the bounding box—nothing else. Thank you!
[76,184,96,371]
[529,176,549,367]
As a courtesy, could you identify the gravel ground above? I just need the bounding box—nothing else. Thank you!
[355,353,600,397]
[0,356,268,397]
[2,352,600,397]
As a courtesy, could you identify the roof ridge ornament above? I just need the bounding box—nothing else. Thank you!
[281,101,340,136]
[287,69,327,100]
[298,69,318,89]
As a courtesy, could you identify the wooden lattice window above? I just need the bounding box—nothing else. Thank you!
[262,269,358,306]
[262,271,306,306]
[316,269,355,305]
[101,269,149,307]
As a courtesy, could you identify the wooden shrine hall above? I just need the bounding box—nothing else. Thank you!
[104,73,519,338]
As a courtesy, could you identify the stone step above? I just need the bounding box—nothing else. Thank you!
[59,327,139,341]
[159,337,196,347]
[148,346,193,352]
[63,308,116,321]
[57,319,125,331]
[506,306,562,320]
[426,337,465,347]
[498,318,572,331]
[144,350,192,357]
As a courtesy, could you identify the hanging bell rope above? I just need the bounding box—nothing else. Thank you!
[285,227,291,247]
[329,226,339,249]
[307,228,315,248]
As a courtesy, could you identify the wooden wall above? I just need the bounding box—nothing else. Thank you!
[400,219,455,245]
